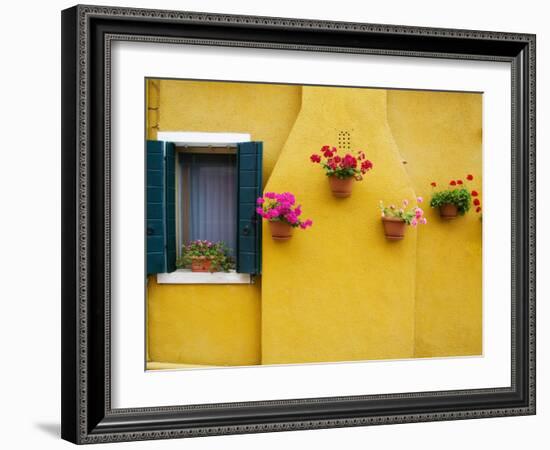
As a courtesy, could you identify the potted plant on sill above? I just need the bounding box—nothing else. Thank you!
[176,240,235,273]
[256,192,313,241]
[429,174,481,220]
[379,197,427,240]
[310,145,373,198]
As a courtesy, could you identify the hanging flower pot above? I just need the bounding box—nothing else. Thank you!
[328,175,354,198]
[429,175,482,220]
[381,217,407,240]
[379,197,428,241]
[439,203,458,220]
[256,192,313,241]
[268,220,294,241]
[310,145,373,198]
[190,257,213,272]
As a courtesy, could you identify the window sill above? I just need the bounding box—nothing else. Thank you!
[156,269,252,285]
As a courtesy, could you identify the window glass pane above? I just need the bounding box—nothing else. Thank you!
[182,153,237,255]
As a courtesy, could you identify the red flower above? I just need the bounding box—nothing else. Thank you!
[321,145,330,152]
[476,206,482,213]
[361,159,373,172]
[457,180,463,185]
[450,180,457,186]
[323,149,334,158]
[473,198,480,206]
[342,154,357,169]
[310,154,321,163]
[431,182,437,187]
[471,190,479,197]
[334,155,341,164]
[466,174,474,181]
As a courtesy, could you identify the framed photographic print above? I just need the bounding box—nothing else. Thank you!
[61,4,536,444]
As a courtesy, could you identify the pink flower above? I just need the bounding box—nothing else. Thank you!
[256,207,264,216]
[285,212,298,224]
[420,218,427,225]
[403,199,409,207]
[265,192,276,199]
[415,207,423,218]
[411,218,418,227]
[256,197,264,204]
[417,196,423,203]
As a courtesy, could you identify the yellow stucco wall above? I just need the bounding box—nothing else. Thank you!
[147,278,262,366]
[387,91,482,357]
[146,79,482,367]
[262,87,417,364]
[146,79,301,366]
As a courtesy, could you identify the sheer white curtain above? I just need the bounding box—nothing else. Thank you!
[187,153,237,254]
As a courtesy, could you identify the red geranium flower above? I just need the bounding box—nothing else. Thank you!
[457,180,463,185]
[431,182,437,187]
[476,206,482,213]
[450,180,457,186]
[310,154,321,163]
[473,198,480,206]
[471,190,479,197]
[466,174,474,181]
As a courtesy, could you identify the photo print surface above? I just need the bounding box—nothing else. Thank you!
[145,78,482,370]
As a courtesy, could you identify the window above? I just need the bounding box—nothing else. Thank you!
[176,149,237,258]
[146,138,263,278]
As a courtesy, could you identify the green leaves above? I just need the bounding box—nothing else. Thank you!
[430,188,472,215]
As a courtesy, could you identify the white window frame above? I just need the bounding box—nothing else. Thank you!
[156,131,252,285]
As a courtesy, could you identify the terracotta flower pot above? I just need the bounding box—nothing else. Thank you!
[190,257,213,272]
[382,216,407,241]
[439,203,458,220]
[328,176,355,198]
[268,220,293,241]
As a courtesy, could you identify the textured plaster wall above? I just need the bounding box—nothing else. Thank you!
[146,79,301,365]
[261,87,417,364]
[146,79,482,367]
[387,91,482,357]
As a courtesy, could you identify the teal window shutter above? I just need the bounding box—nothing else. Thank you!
[164,142,177,273]
[146,140,176,275]
[236,141,263,275]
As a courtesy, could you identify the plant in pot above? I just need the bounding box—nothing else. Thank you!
[429,174,481,220]
[310,145,373,197]
[176,240,235,273]
[379,197,427,240]
[256,192,313,241]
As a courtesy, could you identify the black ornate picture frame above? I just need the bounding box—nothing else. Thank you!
[61,4,536,444]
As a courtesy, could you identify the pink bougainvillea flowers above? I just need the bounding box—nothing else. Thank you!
[256,192,313,229]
